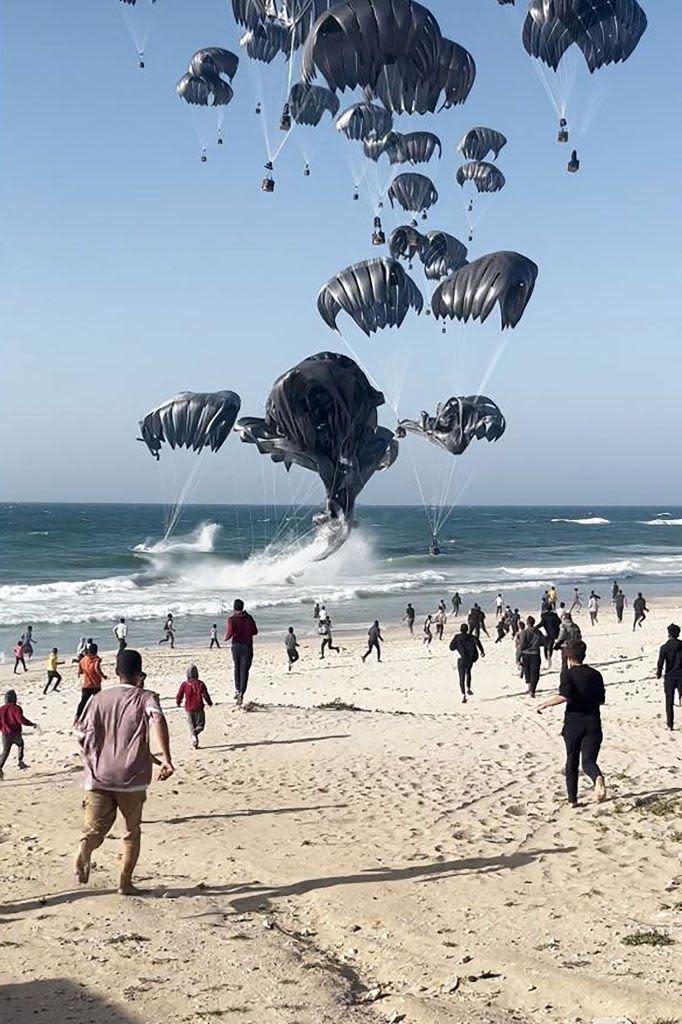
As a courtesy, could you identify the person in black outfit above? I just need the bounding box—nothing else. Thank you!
[516,615,544,697]
[656,623,682,730]
[539,607,561,667]
[362,621,383,662]
[449,624,485,703]
[614,589,626,623]
[467,604,488,639]
[633,593,648,630]
[404,603,415,634]
[537,639,606,807]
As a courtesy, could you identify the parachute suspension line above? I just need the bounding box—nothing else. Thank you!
[119,2,154,62]
[246,57,274,161]
[404,443,437,538]
[161,451,211,543]
[476,334,509,399]
[270,24,299,166]
[433,466,474,538]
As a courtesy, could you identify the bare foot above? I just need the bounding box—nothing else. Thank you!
[75,848,91,884]
[118,876,144,896]
[594,776,607,803]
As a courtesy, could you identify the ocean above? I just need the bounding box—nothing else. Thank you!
[2,503,682,658]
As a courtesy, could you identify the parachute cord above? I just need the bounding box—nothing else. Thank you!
[119,2,154,57]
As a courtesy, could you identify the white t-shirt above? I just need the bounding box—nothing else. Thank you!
[114,622,127,640]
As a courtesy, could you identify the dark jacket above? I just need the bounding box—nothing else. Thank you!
[516,626,545,660]
[657,637,682,679]
[449,633,484,662]
[539,610,561,639]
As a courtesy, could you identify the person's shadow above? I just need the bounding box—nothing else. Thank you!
[1,980,142,1024]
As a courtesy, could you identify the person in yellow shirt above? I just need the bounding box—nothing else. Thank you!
[547,585,558,610]
[44,648,64,694]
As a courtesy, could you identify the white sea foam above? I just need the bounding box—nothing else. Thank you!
[133,521,221,554]
[640,518,682,527]
[550,517,610,525]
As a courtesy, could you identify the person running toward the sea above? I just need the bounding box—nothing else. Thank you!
[539,607,561,667]
[13,640,27,675]
[75,643,106,721]
[434,607,447,641]
[633,593,648,631]
[75,648,174,895]
[319,617,339,659]
[516,615,545,697]
[362,621,383,663]
[44,648,64,694]
[570,588,582,614]
[495,618,509,644]
[113,617,127,654]
[656,623,682,730]
[451,592,462,617]
[554,613,582,670]
[537,640,606,807]
[541,592,550,614]
[0,689,37,779]
[176,664,213,748]
[468,604,488,639]
[225,599,258,706]
[547,585,558,611]
[21,625,35,660]
[313,601,320,623]
[158,613,175,648]
[588,590,601,627]
[449,624,485,703]
[404,603,415,634]
[509,608,521,637]
[285,627,299,670]
[495,593,504,619]
[209,624,221,649]
[614,589,627,623]
[423,614,433,646]
[611,580,619,604]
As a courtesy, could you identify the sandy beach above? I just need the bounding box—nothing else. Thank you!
[1,599,680,1024]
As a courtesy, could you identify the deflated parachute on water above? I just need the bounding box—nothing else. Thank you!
[431,251,538,329]
[139,391,242,460]
[397,396,506,455]
[318,257,423,335]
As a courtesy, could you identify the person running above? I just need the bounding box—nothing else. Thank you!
[434,607,447,641]
[614,589,627,623]
[75,649,174,895]
[611,580,619,604]
[588,590,601,627]
[495,593,504,619]
[633,593,648,631]
[22,625,35,660]
[285,627,299,670]
[404,603,416,634]
[209,624,221,650]
[423,614,433,646]
[449,623,485,703]
[468,604,488,639]
[541,592,550,614]
[656,624,682,731]
[558,601,569,620]
[554,613,582,669]
[158,613,175,648]
[113,617,127,654]
[225,599,258,706]
[318,604,328,626]
[13,640,27,675]
[451,592,462,617]
[495,618,509,644]
[547,585,558,611]
[44,648,64,694]
[509,608,521,637]
[319,617,340,659]
[539,607,561,667]
[516,615,545,697]
[570,588,582,614]
[537,640,606,807]
[75,643,107,720]
[313,601,320,623]
[0,690,36,779]
[362,621,383,663]
[176,664,213,748]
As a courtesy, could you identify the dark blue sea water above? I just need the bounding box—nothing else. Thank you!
[2,503,681,658]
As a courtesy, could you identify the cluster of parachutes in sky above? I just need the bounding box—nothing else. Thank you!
[124,0,648,556]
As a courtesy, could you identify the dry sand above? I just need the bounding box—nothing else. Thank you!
[1,600,680,1024]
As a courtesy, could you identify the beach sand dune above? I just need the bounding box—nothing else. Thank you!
[1,604,680,1022]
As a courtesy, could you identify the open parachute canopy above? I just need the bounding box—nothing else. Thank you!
[457,126,507,161]
[456,161,506,193]
[397,395,506,455]
[431,251,539,329]
[138,391,242,460]
[336,102,393,141]
[318,257,423,335]
[388,224,426,262]
[420,231,469,280]
[177,47,238,105]
[289,82,339,125]
[523,0,647,72]
[363,130,441,165]
[239,21,291,63]
[387,172,438,212]
[236,352,398,552]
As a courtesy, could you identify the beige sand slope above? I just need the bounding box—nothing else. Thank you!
[1,602,680,1024]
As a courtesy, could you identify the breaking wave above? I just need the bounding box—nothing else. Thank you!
[550,517,610,525]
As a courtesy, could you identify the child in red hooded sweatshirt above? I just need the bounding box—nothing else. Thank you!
[176,664,213,748]
[0,689,37,778]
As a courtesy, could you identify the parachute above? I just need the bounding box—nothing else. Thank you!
[456,161,506,193]
[138,391,242,460]
[236,352,398,555]
[396,395,506,455]
[431,251,539,329]
[387,172,438,213]
[457,126,507,162]
[318,257,423,335]
[289,82,339,125]
[420,231,468,280]
[336,103,393,141]
[388,225,425,263]
[523,0,648,73]
[369,36,476,113]
[239,22,290,63]
[177,48,238,106]
[363,131,441,165]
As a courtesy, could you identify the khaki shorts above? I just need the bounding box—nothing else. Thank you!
[82,789,146,847]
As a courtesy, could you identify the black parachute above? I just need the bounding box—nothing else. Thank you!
[289,82,339,125]
[396,395,506,455]
[177,47,238,105]
[336,103,393,141]
[431,251,538,329]
[523,0,647,72]
[236,352,398,547]
[420,231,468,280]
[456,161,506,193]
[239,22,290,63]
[388,172,438,213]
[138,392,242,460]
[457,126,507,161]
[318,257,423,335]
[363,130,441,165]
[369,36,476,113]
[388,224,426,263]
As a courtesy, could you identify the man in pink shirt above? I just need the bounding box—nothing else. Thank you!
[75,649,174,895]
[224,598,258,707]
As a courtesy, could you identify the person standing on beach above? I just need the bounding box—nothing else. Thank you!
[75,643,107,720]
[547,585,558,611]
[516,615,545,697]
[44,648,64,694]
[13,640,27,675]
[209,624,221,649]
[225,599,258,706]
[451,592,462,617]
[633,593,648,630]
[614,589,627,623]
[404,603,415,634]
[495,593,504,619]
[113,618,127,655]
[313,601,320,623]
[285,627,299,670]
[319,616,340,659]
[75,649,174,895]
[0,689,37,778]
[656,623,682,730]
[362,621,383,663]
[434,607,446,641]
[158,613,175,648]
[176,664,213,748]
[611,580,619,604]
[537,640,606,807]
[588,591,601,627]
[318,604,328,626]
[449,624,485,703]
[22,625,35,660]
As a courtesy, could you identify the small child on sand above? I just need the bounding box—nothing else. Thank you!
[176,665,213,748]
[0,690,37,778]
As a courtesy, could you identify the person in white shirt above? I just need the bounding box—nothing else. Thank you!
[588,591,601,627]
[113,618,127,654]
[495,593,504,619]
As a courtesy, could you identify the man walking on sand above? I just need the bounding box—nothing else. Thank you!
[225,599,258,706]
[656,623,682,731]
[74,649,174,895]
[633,592,648,631]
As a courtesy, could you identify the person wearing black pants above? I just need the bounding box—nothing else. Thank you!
[656,623,682,730]
[516,615,544,697]
[225,599,258,707]
[362,621,383,663]
[449,624,485,703]
[537,639,606,807]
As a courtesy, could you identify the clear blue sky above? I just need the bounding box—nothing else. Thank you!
[2,0,680,506]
